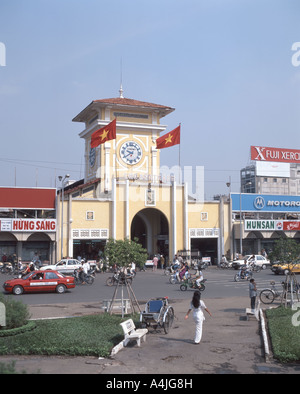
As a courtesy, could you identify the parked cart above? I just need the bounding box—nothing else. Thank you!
[140,297,174,334]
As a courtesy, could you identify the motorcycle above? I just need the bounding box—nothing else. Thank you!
[180,278,207,292]
[106,271,133,286]
[164,264,180,276]
[169,270,183,284]
[0,263,13,275]
[234,266,253,282]
[74,268,95,285]
[169,269,191,284]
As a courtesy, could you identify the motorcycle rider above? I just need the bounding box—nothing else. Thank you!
[82,259,90,282]
[195,270,204,289]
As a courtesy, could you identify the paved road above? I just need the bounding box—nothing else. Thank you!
[0,266,281,306]
[1,267,300,375]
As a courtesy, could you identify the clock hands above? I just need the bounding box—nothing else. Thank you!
[124,149,134,158]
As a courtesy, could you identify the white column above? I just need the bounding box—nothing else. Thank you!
[112,178,116,239]
[183,182,188,250]
[104,142,111,192]
[125,180,130,239]
[172,181,177,257]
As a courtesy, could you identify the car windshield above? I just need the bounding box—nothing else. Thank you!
[22,273,35,280]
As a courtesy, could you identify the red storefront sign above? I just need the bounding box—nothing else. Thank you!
[0,187,56,209]
[251,146,300,163]
[0,219,56,232]
[283,221,300,231]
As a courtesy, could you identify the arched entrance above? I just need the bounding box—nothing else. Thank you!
[131,208,169,260]
[0,232,18,261]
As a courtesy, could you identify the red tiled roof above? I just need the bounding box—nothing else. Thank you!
[73,97,174,122]
[94,97,173,110]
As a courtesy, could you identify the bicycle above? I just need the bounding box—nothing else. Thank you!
[259,280,300,304]
[259,281,281,304]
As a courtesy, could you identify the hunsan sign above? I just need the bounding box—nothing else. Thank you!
[245,220,300,232]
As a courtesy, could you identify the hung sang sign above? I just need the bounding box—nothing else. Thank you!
[0,219,56,232]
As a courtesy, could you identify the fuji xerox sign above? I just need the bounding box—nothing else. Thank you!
[251,146,300,163]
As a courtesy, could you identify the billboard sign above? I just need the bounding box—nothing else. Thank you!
[0,219,56,232]
[231,193,300,213]
[255,161,290,178]
[245,220,300,231]
[251,146,300,164]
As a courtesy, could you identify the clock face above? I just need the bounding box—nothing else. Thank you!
[120,141,142,165]
[89,147,96,167]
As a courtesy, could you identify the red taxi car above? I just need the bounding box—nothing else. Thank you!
[3,270,76,295]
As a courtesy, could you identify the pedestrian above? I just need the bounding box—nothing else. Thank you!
[185,290,212,344]
[249,278,257,313]
[160,255,165,270]
[152,255,158,271]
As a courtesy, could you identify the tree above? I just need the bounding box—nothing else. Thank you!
[104,238,148,269]
[269,237,300,265]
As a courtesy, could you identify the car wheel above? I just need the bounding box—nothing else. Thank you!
[262,264,267,270]
[56,284,66,294]
[13,285,24,295]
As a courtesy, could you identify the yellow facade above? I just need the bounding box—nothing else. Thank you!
[57,94,232,264]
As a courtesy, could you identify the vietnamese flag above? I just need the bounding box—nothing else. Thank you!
[156,125,180,149]
[91,119,116,148]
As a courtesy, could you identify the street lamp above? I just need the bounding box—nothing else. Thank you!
[239,181,252,256]
[58,174,70,259]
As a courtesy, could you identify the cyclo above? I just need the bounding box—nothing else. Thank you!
[140,297,174,334]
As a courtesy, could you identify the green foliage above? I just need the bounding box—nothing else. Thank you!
[0,313,127,358]
[269,237,300,264]
[0,294,30,329]
[266,306,300,363]
[104,237,148,268]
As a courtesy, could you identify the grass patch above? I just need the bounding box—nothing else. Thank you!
[266,306,300,363]
[0,313,128,358]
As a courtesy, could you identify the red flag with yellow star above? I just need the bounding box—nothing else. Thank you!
[91,119,116,148]
[156,125,180,149]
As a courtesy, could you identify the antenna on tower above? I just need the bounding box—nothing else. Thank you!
[119,57,124,98]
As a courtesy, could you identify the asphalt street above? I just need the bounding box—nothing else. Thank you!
[1,266,300,375]
[0,265,283,306]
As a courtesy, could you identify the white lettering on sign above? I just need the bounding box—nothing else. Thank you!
[245,220,300,231]
[251,146,300,164]
[0,219,56,232]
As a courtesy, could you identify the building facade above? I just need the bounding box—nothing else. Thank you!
[231,192,300,255]
[0,187,57,264]
[57,93,232,264]
[241,162,300,195]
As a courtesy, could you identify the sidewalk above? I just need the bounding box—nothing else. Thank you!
[1,297,300,374]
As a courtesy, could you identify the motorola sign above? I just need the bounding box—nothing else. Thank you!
[231,193,300,213]
[253,196,265,210]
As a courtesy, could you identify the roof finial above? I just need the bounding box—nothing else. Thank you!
[119,57,124,98]
[119,83,124,98]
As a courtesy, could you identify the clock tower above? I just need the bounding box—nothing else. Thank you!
[73,90,175,195]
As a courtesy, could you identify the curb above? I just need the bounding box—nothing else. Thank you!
[110,340,124,357]
[259,308,270,361]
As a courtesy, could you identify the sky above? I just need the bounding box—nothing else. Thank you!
[0,0,300,199]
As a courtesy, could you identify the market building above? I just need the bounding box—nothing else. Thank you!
[57,92,232,265]
[0,187,57,264]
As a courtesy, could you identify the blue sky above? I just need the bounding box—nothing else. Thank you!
[0,0,300,198]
